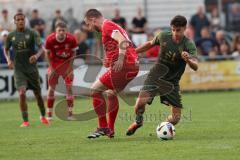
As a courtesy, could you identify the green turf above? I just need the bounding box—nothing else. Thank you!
[0,91,240,160]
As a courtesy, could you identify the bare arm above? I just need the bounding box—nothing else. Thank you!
[111,30,129,71]
[4,48,14,69]
[135,40,155,54]
[181,51,198,71]
[29,45,45,64]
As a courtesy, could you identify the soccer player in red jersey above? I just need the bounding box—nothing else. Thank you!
[84,9,139,138]
[44,21,78,121]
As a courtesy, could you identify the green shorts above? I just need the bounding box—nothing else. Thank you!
[14,69,41,91]
[141,64,182,108]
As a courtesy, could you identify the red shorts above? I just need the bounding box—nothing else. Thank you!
[100,62,139,91]
[48,67,74,87]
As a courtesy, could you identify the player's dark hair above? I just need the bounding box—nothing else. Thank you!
[170,15,187,27]
[85,9,102,19]
[55,21,67,29]
[14,12,25,20]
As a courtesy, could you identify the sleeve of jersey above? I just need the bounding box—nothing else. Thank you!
[44,37,51,51]
[33,31,43,47]
[152,32,163,45]
[186,40,197,58]
[4,34,12,50]
[103,23,115,37]
[71,36,78,51]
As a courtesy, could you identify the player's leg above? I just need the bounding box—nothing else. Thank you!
[27,71,48,125]
[33,89,49,125]
[166,106,181,125]
[47,69,58,120]
[14,71,29,127]
[126,90,152,135]
[64,72,74,119]
[87,79,109,139]
[18,86,30,127]
[106,90,119,137]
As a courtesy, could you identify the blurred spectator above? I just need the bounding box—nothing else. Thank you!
[232,35,240,57]
[228,3,240,32]
[196,27,218,57]
[219,41,231,57]
[0,9,13,32]
[208,7,225,32]
[30,9,46,38]
[80,21,95,56]
[0,30,13,64]
[51,9,67,32]
[215,30,231,53]
[112,8,127,29]
[131,7,147,47]
[74,29,89,60]
[190,5,210,41]
[65,8,79,33]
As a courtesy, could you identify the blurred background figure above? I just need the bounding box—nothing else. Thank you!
[196,27,218,58]
[0,30,13,65]
[112,8,127,29]
[0,9,13,32]
[74,29,89,62]
[232,35,240,57]
[30,9,46,38]
[131,7,147,47]
[190,5,210,41]
[51,9,67,32]
[228,3,240,33]
[65,8,79,33]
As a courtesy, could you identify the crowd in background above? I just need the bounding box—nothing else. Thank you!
[0,2,240,66]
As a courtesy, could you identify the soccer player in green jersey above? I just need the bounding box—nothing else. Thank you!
[4,13,49,127]
[126,15,198,135]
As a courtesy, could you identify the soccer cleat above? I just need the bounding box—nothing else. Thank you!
[67,116,76,121]
[47,116,53,121]
[87,128,113,139]
[126,122,143,136]
[20,121,30,127]
[40,117,50,125]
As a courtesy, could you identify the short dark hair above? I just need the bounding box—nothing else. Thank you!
[170,15,187,27]
[85,9,102,19]
[55,21,67,29]
[14,13,25,20]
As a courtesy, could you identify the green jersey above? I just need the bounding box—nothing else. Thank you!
[152,30,197,84]
[5,28,42,73]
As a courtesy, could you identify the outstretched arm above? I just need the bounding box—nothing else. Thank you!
[181,51,198,71]
[135,40,155,54]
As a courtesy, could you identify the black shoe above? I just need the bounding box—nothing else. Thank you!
[87,128,111,139]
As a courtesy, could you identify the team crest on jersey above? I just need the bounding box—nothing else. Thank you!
[25,34,30,39]
[54,45,59,49]
[12,37,15,41]
[162,42,167,47]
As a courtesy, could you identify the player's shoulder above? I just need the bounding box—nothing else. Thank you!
[183,36,195,45]
[66,32,75,40]
[46,33,56,41]
[104,19,119,29]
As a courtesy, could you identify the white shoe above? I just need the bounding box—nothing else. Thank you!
[67,116,75,121]
[47,116,53,121]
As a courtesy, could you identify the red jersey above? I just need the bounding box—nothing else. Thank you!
[45,32,78,69]
[101,20,138,67]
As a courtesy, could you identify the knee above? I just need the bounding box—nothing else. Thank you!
[18,87,26,96]
[106,90,116,98]
[48,87,55,96]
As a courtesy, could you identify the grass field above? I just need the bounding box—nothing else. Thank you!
[0,91,240,160]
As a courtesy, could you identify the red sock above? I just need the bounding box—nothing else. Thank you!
[107,95,119,131]
[66,95,74,116]
[47,96,55,117]
[92,92,108,128]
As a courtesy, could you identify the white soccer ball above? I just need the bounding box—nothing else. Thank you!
[156,122,176,140]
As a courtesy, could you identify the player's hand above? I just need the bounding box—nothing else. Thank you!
[112,59,124,72]
[181,51,190,62]
[7,60,14,69]
[29,55,37,64]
